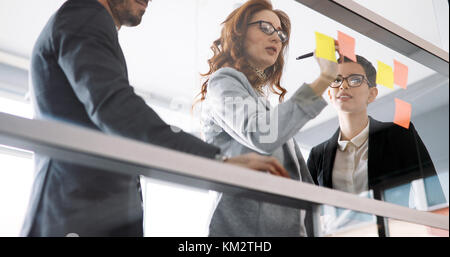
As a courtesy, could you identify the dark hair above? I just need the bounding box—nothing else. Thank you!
[343,55,377,87]
[195,0,291,105]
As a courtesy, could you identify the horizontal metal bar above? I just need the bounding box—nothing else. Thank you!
[0,50,30,70]
[0,144,33,159]
[295,0,449,76]
[0,112,448,230]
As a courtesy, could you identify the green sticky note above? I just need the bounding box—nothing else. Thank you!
[376,61,394,89]
[315,31,337,63]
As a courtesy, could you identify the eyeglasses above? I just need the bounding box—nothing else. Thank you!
[330,74,371,88]
[247,20,288,43]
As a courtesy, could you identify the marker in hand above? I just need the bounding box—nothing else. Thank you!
[297,40,341,61]
[296,43,342,62]
[295,52,313,60]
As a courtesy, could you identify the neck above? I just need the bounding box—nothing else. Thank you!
[248,63,267,81]
[98,0,121,30]
[338,111,369,141]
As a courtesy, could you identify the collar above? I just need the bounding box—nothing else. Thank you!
[337,119,370,151]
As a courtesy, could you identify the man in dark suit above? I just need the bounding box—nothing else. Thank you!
[307,55,436,196]
[23,0,288,236]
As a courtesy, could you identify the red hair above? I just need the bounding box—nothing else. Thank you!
[195,0,291,106]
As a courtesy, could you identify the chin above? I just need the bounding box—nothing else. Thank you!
[124,15,143,26]
[336,104,353,113]
[261,61,276,70]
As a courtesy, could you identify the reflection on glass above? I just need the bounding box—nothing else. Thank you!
[384,183,413,208]
[0,0,447,237]
[388,217,449,237]
[424,175,447,207]
[318,191,378,237]
[383,178,449,237]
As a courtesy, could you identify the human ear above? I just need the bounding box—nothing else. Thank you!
[367,87,378,104]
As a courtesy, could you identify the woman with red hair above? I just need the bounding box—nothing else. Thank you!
[197,0,338,236]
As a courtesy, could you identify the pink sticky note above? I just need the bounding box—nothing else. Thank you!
[394,98,411,129]
[394,60,409,89]
[337,31,356,62]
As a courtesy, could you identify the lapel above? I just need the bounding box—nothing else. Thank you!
[116,44,128,79]
[285,139,301,179]
[367,116,385,186]
[323,128,340,188]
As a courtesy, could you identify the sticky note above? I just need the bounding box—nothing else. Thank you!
[376,61,394,89]
[393,98,411,129]
[337,31,356,62]
[315,31,337,63]
[394,60,409,89]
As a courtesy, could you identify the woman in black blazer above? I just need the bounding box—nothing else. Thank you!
[307,55,436,195]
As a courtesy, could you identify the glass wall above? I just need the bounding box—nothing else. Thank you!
[0,0,447,236]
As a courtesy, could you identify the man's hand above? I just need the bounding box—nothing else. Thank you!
[225,153,290,178]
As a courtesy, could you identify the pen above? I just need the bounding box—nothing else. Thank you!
[295,52,313,60]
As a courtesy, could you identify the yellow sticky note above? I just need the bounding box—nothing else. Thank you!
[376,61,394,89]
[315,31,337,63]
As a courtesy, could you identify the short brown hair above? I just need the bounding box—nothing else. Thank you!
[343,55,377,87]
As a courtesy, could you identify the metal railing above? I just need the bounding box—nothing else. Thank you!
[0,112,448,233]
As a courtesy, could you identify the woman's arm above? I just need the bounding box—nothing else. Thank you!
[206,68,328,154]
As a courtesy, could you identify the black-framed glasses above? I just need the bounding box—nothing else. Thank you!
[330,74,371,88]
[247,20,288,43]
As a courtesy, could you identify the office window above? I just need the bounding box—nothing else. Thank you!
[0,96,33,236]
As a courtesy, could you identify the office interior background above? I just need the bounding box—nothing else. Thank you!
[0,0,448,236]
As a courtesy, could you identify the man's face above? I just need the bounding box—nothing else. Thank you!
[108,0,149,27]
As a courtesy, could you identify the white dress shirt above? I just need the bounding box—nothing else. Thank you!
[332,120,370,194]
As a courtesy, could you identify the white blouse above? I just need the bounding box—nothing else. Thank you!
[332,121,370,194]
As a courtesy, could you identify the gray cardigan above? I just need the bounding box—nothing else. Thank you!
[201,67,327,236]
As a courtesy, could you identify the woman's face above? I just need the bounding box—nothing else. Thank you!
[244,10,283,70]
[329,62,378,114]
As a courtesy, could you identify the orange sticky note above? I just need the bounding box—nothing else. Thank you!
[376,61,394,89]
[315,31,337,63]
[394,60,409,89]
[337,31,356,62]
[393,98,411,129]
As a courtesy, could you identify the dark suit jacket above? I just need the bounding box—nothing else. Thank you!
[307,117,436,192]
[23,0,220,236]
